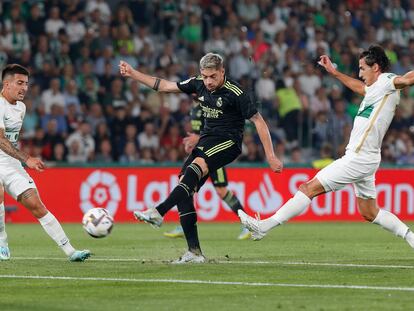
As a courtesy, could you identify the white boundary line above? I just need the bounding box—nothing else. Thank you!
[0,274,413,292]
[10,257,414,269]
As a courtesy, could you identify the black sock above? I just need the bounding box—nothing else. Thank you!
[223,190,244,215]
[157,163,203,216]
[178,197,201,254]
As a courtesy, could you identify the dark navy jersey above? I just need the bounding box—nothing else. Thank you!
[177,76,257,147]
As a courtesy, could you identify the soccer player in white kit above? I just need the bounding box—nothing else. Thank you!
[0,64,91,261]
[239,45,414,249]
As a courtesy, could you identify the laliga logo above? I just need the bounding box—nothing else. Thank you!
[80,170,121,216]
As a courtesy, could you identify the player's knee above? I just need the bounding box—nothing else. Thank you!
[193,157,209,176]
[298,183,311,196]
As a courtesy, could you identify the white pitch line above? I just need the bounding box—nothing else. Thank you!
[10,257,414,269]
[0,274,413,292]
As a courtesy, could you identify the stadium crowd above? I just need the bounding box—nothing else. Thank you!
[0,0,413,166]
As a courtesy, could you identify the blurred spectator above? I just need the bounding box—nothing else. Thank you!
[26,3,45,38]
[41,78,65,113]
[95,138,114,163]
[86,103,106,135]
[138,122,160,151]
[65,121,95,162]
[66,12,86,46]
[228,43,254,80]
[275,80,303,143]
[45,6,65,38]
[51,142,67,163]
[41,104,68,136]
[312,143,334,169]
[119,141,139,163]
[237,0,260,24]
[85,0,111,24]
[288,146,304,165]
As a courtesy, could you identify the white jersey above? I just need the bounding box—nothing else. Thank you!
[346,73,399,157]
[0,95,26,162]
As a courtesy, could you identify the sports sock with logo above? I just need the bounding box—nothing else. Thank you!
[157,163,203,216]
[178,197,201,254]
[38,211,76,256]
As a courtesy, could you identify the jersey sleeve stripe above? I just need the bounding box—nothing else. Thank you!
[224,82,243,96]
[225,81,243,94]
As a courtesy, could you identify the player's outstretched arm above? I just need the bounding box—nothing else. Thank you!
[318,55,365,96]
[250,112,283,173]
[394,71,414,89]
[0,129,45,171]
[119,60,181,93]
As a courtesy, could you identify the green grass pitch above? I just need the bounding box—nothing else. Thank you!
[1,222,413,311]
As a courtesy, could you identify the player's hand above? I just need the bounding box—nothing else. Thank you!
[267,155,283,173]
[119,60,134,78]
[26,157,46,172]
[183,132,200,154]
[318,55,337,74]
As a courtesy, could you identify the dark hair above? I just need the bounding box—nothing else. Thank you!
[359,45,390,72]
[1,64,29,81]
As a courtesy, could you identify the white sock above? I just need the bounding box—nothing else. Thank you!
[261,191,311,232]
[38,212,75,256]
[0,203,7,247]
[372,209,409,238]
[405,231,414,248]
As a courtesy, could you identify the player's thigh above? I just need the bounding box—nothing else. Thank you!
[209,167,228,187]
[193,136,240,172]
[353,174,377,200]
[315,155,375,193]
[2,162,37,201]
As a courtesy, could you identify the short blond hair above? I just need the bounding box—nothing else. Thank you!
[199,53,224,70]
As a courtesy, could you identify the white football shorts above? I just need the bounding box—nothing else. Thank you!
[0,158,37,200]
[315,151,380,199]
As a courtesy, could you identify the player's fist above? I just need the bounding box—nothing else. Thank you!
[318,55,336,74]
[26,157,46,172]
[119,60,134,78]
[267,155,283,173]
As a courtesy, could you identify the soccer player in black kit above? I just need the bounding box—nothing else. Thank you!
[119,53,282,263]
[164,100,252,240]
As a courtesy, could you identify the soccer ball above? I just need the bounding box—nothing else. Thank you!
[82,208,114,238]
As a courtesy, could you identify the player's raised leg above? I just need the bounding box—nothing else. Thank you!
[239,177,321,240]
[18,188,91,261]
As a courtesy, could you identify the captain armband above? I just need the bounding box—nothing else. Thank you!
[153,78,161,91]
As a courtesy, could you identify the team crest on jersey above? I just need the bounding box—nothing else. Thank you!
[216,97,223,107]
